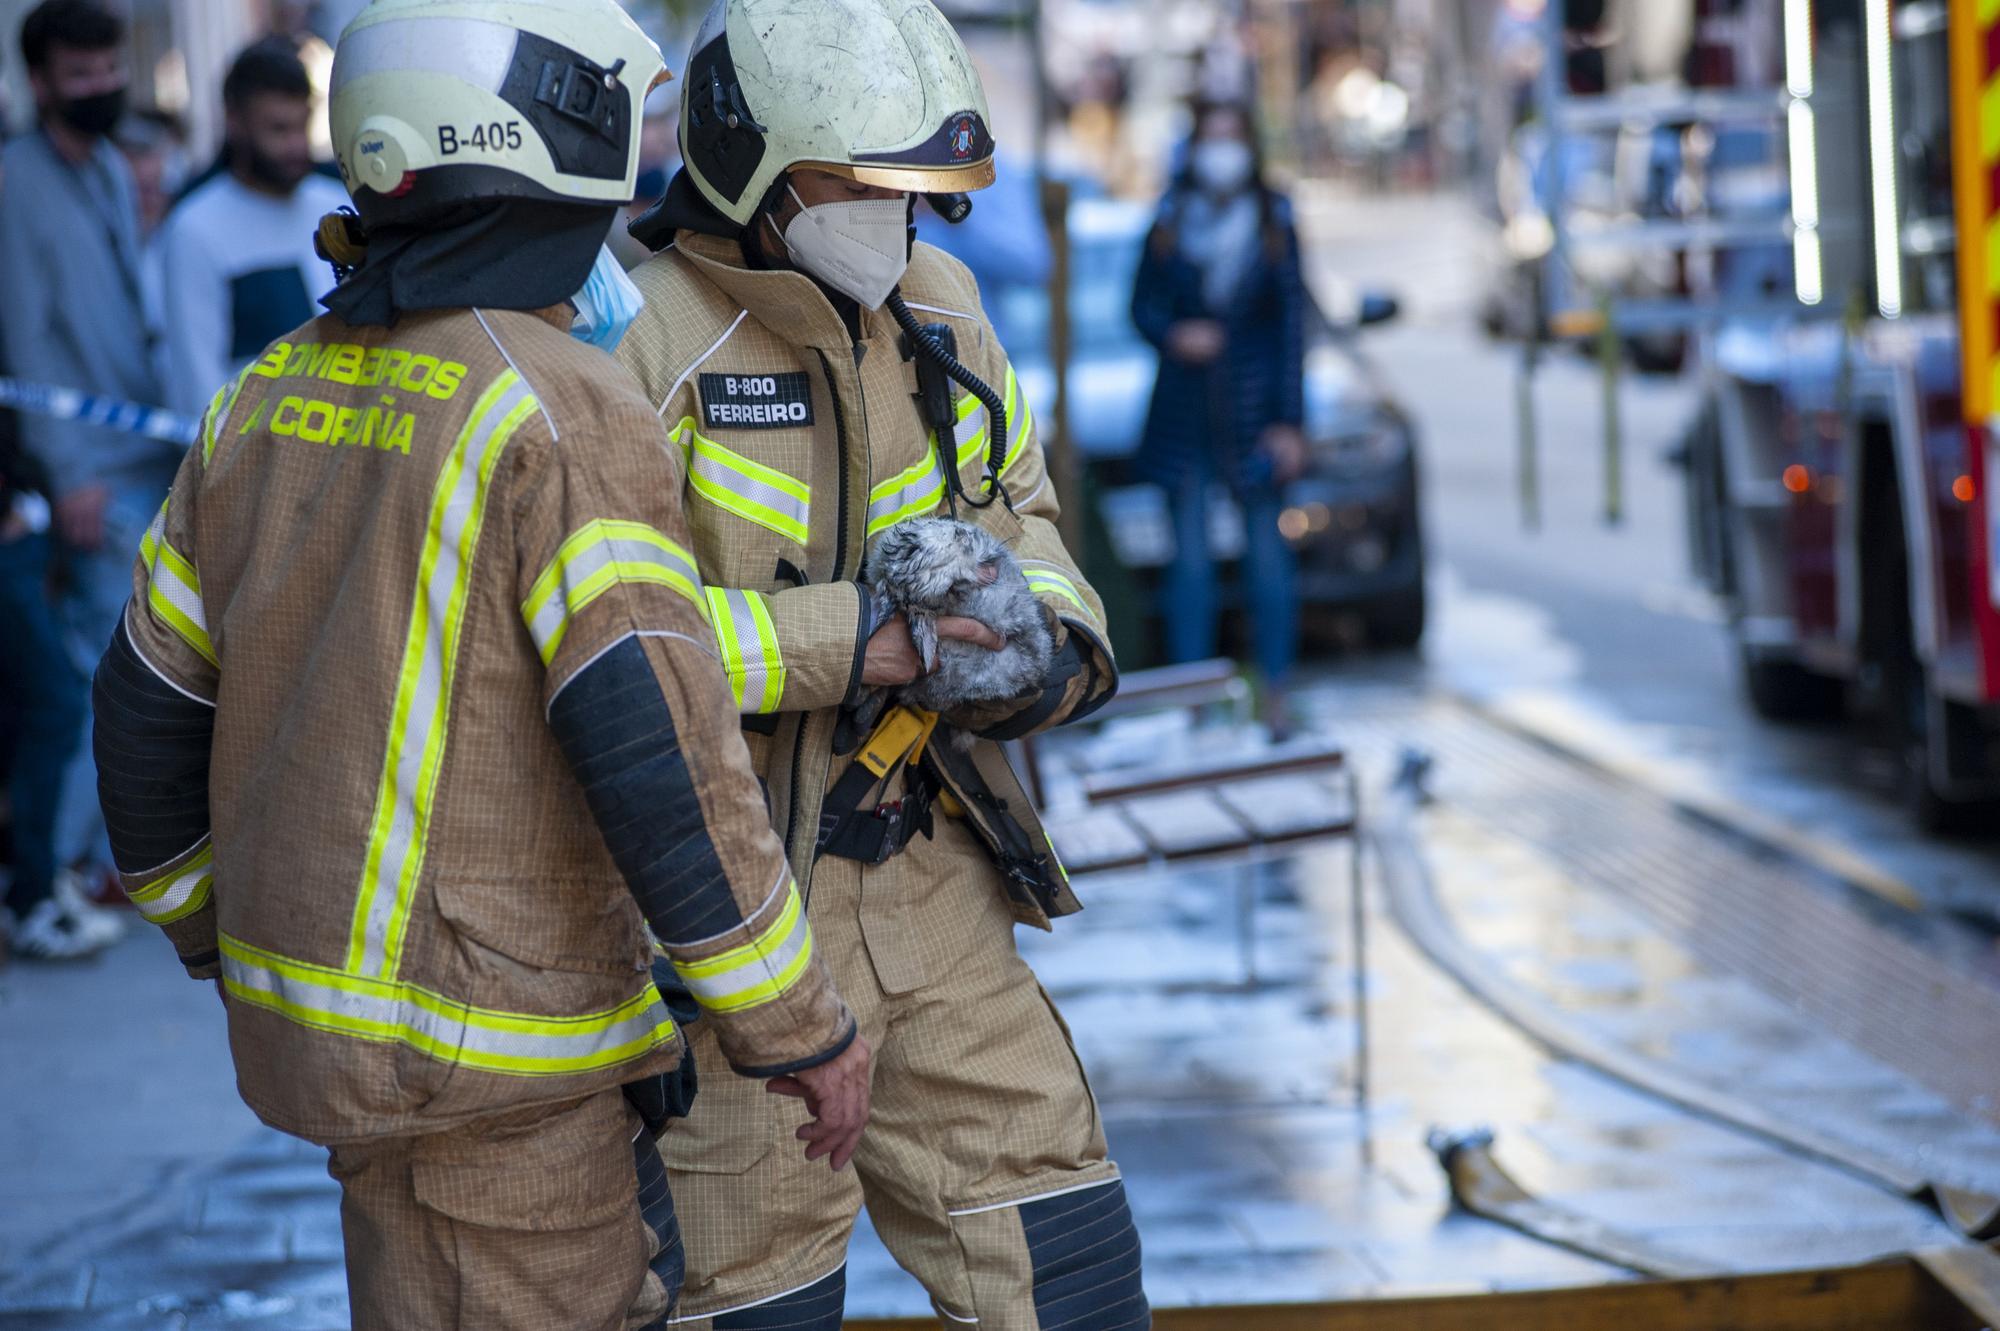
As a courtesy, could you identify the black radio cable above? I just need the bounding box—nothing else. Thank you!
[885,289,1011,510]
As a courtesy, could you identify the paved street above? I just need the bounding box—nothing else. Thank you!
[7,186,2000,1325]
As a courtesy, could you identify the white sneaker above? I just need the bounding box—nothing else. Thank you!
[9,897,120,961]
[54,868,128,946]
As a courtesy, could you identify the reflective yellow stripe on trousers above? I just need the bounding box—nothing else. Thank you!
[139,500,216,666]
[705,586,785,713]
[669,417,811,545]
[221,934,675,1076]
[522,519,708,664]
[347,370,539,978]
[670,875,814,1015]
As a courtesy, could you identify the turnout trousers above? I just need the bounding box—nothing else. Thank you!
[661,812,1148,1329]
[328,1089,683,1331]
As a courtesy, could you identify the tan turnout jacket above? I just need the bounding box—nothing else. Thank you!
[121,306,850,1143]
[617,233,1116,922]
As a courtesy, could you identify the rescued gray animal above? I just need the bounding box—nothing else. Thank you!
[866,518,1054,716]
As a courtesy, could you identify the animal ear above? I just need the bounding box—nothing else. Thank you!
[977,560,1000,586]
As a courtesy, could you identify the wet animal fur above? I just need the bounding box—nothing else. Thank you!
[866,518,1054,715]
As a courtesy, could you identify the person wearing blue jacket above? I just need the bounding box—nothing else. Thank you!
[1131,99,1308,727]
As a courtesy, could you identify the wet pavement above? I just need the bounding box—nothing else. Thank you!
[8,677,2000,1325]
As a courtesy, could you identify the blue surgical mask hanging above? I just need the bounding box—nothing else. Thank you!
[570,245,644,352]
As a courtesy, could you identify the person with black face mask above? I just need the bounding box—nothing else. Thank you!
[0,0,168,911]
[154,39,349,417]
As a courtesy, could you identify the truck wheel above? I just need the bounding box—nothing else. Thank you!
[1895,665,1993,835]
[1740,652,1844,722]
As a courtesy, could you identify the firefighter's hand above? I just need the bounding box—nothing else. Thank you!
[766,1033,873,1170]
[863,613,1004,686]
[55,484,110,552]
[1166,319,1226,364]
[937,617,1005,653]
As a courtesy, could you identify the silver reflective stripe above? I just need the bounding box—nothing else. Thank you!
[685,446,811,538]
[349,373,536,977]
[952,402,992,473]
[867,451,947,535]
[669,877,813,1013]
[129,845,213,923]
[674,918,809,1005]
[706,587,782,713]
[148,548,208,637]
[523,532,704,662]
[222,939,676,1075]
[1021,561,1095,622]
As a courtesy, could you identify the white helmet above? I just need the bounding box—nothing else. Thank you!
[680,0,995,228]
[330,0,670,228]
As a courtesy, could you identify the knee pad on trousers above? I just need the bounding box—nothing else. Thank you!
[1021,1180,1149,1329]
[634,1133,684,1331]
[711,1266,845,1329]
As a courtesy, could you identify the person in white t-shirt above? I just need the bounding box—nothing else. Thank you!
[156,39,349,415]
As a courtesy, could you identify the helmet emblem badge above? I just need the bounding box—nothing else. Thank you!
[949,115,976,160]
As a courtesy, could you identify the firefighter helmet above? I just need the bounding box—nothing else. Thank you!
[679,0,996,228]
[329,0,671,228]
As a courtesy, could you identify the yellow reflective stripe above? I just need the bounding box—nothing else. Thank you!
[201,368,252,465]
[670,879,814,1014]
[867,445,948,537]
[140,499,217,666]
[1000,363,1033,476]
[948,365,1031,485]
[521,519,707,665]
[949,391,990,472]
[220,934,676,1077]
[670,417,811,544]
[348,371,537,978]
[128,843,214,923]
[704,586,785,713]
[1023,563,1094,622]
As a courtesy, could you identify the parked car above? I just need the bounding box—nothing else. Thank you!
[928,196,1426,652]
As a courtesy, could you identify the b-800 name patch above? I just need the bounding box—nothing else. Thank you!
[699,372,814,429]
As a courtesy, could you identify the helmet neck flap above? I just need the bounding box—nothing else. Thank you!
[321,197,611,328]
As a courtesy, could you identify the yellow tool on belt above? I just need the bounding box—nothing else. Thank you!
[855,705,939,782]
[818,706,965,863]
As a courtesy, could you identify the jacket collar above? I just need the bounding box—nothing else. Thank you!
[673,230,896,354]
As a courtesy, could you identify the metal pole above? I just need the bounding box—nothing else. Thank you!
[1026,0,1082,552]
[1349,772,1373,1168]
[1041,176,1082,554]
[1598,287,1624,526]
[1237,860,1259,988]
[1517,322,1543,531]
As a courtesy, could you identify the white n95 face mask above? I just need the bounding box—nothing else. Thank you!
[1190,140,1254,196]
[780,186,911,310]
[570,245,644,352]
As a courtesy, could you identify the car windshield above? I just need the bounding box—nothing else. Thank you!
[991,228,1147,360]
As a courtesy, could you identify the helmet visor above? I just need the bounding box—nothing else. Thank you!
[808,157,996,193]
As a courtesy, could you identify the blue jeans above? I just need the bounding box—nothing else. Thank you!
[55,475,174,869]
[1163,475,1298,684]
[0,532,87,914]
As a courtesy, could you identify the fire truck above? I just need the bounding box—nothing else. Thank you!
[1683,0,2000,826]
